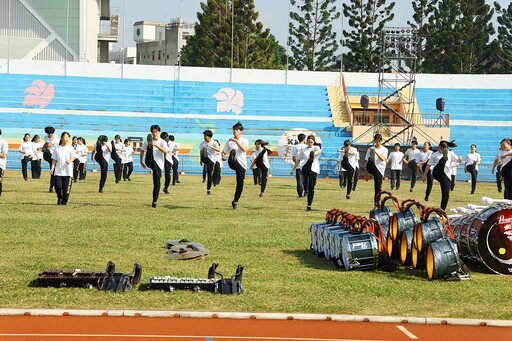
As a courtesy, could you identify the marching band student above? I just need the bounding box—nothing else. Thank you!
[0,129,8,196]
[71,136,80,182]
[422,140,458,210]
[31,135,43,179]
[492,145,505,194]
[121,138,134,181]
[403,140,421,192]
[365,134,388,206]
[44,126,59,192]
[19,133,33,181]
[50,132,77,205]
[388,143,404,191]
[112,135,124,184]
[497,138,512,200]
[91,135,111,193]
[169,135,180,185]
[340,140,357,199]
[214,139,222,186]
[250,140,262,186]
[140,125,168,208]
[352,149,360,191]
[250,140,271,197]
[223,122,249,209]
[290,133,308,197]
[338,158,346,189]
[77,137,88,180]
[465,144,482,194]
[161,132,173,194]
[298,135,321,210]
[199,130,221,195]
[418,142,433,201]
[449,149,462,191]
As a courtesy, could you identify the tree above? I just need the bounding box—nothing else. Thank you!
[342,0,396,73]
[423,0,494,74]
[289,0,340,71]
[491,1,512,73]
[407,0,440,72]
[181,0,285,69]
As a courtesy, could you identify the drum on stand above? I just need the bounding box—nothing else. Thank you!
[426,239,461,280]
[341,233,379,271]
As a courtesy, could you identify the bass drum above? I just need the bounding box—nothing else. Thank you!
[341,233,379,271]
[452,204,512,275]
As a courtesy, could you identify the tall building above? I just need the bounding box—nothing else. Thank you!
[134,19,194,66]
[0,0,118,63]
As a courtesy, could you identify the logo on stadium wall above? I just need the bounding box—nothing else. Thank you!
[277,129,322,164]
[213,88,244,115]
[23,80,55,109]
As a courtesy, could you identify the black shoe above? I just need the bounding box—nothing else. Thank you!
[152,202,157,208]
[391,187,394,190]
[127,178,131,181]
[424,196,429,201]
[74,179,77,183]
[202,179,206,183]
[123,179,127,181]
[207,190,212,195]
[471,191,474,194]
[49,188,53,193]
[259,192,264,197]
[176,180,181,183]
[115,180,119,184]
[172,183,176,186]
[57,199,62,205]
[352,187,356,191]
[396,187,400,190]
[163,188,169,194]
[306,206,312,211]
[99,188,103,193]
[409,188,413,192]
[231,201,237,209]
[346,194,350,199]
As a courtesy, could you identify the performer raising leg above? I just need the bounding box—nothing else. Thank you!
[365,134,389,206]
[223,122,248,209]
[297,135,321,211]
[464,144,481,194]
[91,135,111,193]
[199,130,221,195]
[140,125,168,208]
[250,140,271,197]
[0,129,8,197]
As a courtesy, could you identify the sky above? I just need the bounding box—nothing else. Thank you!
[112,0,510,50]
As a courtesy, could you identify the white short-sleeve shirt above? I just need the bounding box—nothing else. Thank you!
[340,146,358,170]
[32,141,44,160]
[291,144,307,169]
[405,148,421,162]
[465,152,482,171]
[52,145,77,176]
[223,137,249,170]
[388,151,404,170]
[365,146,389,176]
[0,139,8,170]
[19,141,34,158]
[93,143,111,163]
[428,150,460,179]
[419,150,433,163]
[252,148,270,169]
[199,140,220,163]
[142,138,168,171]
[122,145,134,164]
[299,146,321,174]
[44,135,60,156]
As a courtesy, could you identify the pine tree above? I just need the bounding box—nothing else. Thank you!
[181,0,285,69]
[492,1,512,73]
[289,0,340,71]
[407,0,440,72]
[342,0,395,73]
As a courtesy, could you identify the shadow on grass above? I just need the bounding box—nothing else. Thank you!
[283,249,340,271]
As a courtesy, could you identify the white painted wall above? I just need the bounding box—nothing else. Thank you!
[0,58,510,89]
[80,0,100,62]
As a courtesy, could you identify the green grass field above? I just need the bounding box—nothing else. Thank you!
[0,170,511,320]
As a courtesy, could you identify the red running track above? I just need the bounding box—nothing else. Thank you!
[0,315,511,340]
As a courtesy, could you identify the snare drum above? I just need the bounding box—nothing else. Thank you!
[341,233,379,271]
[370,206,391,237]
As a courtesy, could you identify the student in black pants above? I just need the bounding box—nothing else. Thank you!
[418,142,433,201]
[464,144,482,194]
[160,132,173,194]
[140,125,169,208]
[169,135,180,185]
[31,135,43,179]
[44,126,59,192]
[77,137,88,180]
[497,139,512,200]
[112,135,124,184]
[340,140,357,199]
[493,146,505,194]
[0,129,8,196]
[199,130,221,195]
[290,133,307,197]
[250,140,271,197]
[121,139,134,181]
[19,133,33,181]
[250,139,262,185]
[298,135,321,211]
[223,122,248,209]
[404,140,420,192]
[423,141,458,210]
[365,134,389,206]
[91,135,111,193]
[71,136,80,182]
[50,132,77,205]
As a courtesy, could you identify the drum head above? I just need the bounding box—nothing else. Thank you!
[476,208,512,274]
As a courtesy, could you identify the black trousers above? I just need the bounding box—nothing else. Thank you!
[408,160,418,189]
[422,163,433,200]
[390,169,401,189]
[31,159,41,179]
[21,156,31,180]
[252,168,261,185]
[367,161,383,205]
[432,159,451,210]
[204,158,215,191]
[213,162,221,186]
[231,160,246,202]
[96,157,108,191]
[303,169,317,207]
[172,156,179,184]
[501,161,512,200]
[113,161,122,182]
[341,159,355,196]
[150,161,162,203]
[73,159,80,181]
[295,169,304,196]
[122,162,133,180]
[466,165,478,193]
[46,160,54,190]
[353,168,359,190]
[202,164,207,181]
[339,171,346,188]
[451,175,456,191]
[260,166,269,193]
[164,159,172,190]
[78,162,87,180]
[496,165,503,193]
[54,175,72,204]
[0,168,4,196]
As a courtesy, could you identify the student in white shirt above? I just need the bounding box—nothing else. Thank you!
[71,136,81,183]
[214,139,222,186]
[31,135,43,179]
[50,132,77,205]
[19,133,33,181]
[297,135,321,211]
[365,133,389,206]
[121,138,134,181]
[496,138,512,199]
[388,143,404,191]
[337,152,346,188]
[109,134,123,184]
[464,144,482,194]
[91,135,112,193]
[140,125,168,208]
[418,141,433,201]
[44,126,60,192]
[353,149,360,191]
[223,122,249,209]
[0,129,8,196]
[290,133,308,197]
[492,145,505,194]
[169,135,180,185]
[250,140,262,186]
[340,140,358,199]
[199,130,221,195]
[77,137,88,180]
[161,133,174,193]
[449,149,462,191]
[250,140,271,197]
[422,140,458,210]
[404,140,421,191]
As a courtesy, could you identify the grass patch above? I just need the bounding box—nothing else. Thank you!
[0,171,511,319]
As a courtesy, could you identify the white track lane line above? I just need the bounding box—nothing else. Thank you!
[396,326,418,339]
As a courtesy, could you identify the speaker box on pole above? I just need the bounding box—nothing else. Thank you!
[360,95,369,109]
[436,98,445,112]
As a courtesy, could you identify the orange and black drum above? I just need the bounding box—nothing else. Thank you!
[370,205,391,238]
[400,229,414,265]
[426,239,461,280]
[411,246,425,269]
[413,217,446,253]
[386,230,401,261]
[389,209,418,241]
[451,204,512,275]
